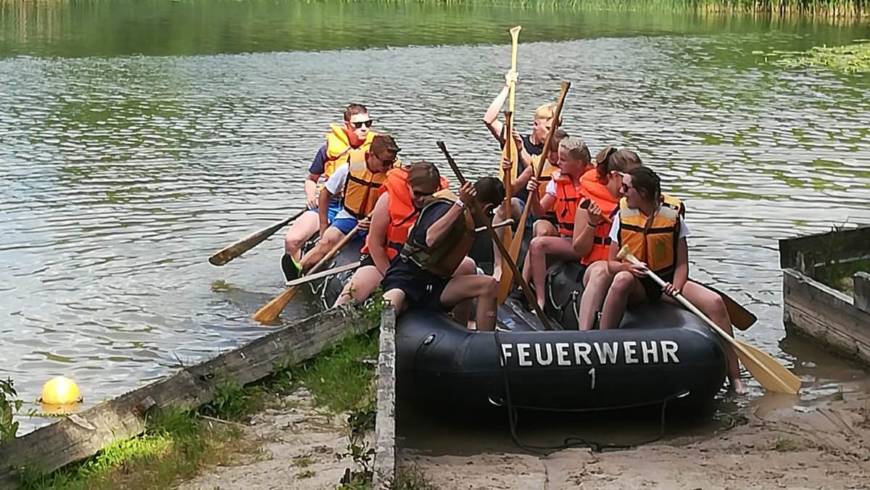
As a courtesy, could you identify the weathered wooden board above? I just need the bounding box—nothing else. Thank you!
[0,307,365,486]
[779,226,870,274]
[783,269,870,365]
[855,272,870,314]
[373,308,397,490]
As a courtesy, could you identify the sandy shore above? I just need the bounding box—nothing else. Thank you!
[177,387,869,490]
[402,393,870,490]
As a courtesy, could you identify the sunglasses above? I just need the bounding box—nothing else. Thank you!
[351,120,374,129]
[620,183,634,193]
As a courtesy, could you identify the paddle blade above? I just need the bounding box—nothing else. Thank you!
[209,212,301,266]
[497,210,527,304]
[735,340,801,394]
[496,226,515,303]
[252,286,299,325]
[702,283,757,331]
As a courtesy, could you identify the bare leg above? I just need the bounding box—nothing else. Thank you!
[528,236,578,309]
[599,271,647,329]
[298,226,345,272]
[577,261,614,331]
[672,281,747,393]
[382,289,407,315]
[334,265,383,307]
[283,210,320,260]
[521,220,558,286]
[440,275,498,331]
[450,257,477,327]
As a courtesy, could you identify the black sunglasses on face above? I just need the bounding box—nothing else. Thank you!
[351,120,374,129]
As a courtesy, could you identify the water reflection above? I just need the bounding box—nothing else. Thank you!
[0,8,868,434]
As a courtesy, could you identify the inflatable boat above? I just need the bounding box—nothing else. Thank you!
[308,234,728,413]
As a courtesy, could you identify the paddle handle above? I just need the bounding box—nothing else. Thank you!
[308,221,363,276]
[507,26,521,113]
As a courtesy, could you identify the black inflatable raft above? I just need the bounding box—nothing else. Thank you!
[310,235,727,413]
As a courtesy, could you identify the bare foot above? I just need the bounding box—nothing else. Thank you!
[730,378,748,395]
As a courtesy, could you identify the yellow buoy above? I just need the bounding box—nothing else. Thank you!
[40,376,82,406]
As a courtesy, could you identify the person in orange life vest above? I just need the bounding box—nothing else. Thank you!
[522,137,593,310]
[382,178,505,331]
[573,148,641,331]
[333,161,456,307]
[282,103,376,281]
[600,166,746,393]
[296,134,399,273]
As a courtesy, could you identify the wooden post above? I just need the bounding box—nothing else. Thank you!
[372,308,397,489]
[855,272,870,314]
[0,307,370,485]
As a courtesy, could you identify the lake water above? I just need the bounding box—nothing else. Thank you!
[1,0,868,434]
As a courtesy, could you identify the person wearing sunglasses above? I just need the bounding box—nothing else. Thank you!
[333,161,454,308]
[572,148,641,331]
[294,134,400,274]
[382,177,505,331]
[598,166,746,393]
[520,137,593,310]
[282,103,377,281]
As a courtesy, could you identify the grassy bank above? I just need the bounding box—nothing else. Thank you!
[16,327,383,490]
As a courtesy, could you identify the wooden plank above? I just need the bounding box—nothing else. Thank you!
[0,307,365,485]
[783,269,870,366]
[372,308,397,490]
[855,272,870,314]
[779,225,870,272]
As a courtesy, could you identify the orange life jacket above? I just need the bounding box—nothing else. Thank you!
[617,193,684,278]
[361,167,449,260]
[553,174,583,238]
[579,170,619,265]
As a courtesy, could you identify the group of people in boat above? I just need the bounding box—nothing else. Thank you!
[279,78,745,392]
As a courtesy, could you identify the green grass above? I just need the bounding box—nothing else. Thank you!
[17,313,382,490]
[271,329,380,414]
[19,408,246,490]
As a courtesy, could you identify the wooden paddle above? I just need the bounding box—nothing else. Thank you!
[497,81,571,304]
[581,204,756,331]
[253,221,363,324]
[209,209,306,266]
[617,246,800,394]
[283,261,362,288]
[496,26,521,292]
[437,141,554,331]
[701,283,757,331]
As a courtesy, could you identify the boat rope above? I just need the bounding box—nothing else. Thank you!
[493,328,688,455]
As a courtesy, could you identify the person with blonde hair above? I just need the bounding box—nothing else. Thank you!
[521,136,593,309]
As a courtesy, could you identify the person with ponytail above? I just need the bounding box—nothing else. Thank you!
[598,166,746,392]
[572,148,641,331]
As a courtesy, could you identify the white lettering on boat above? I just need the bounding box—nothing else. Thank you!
[624,341,638,364]
[500,340,681,367]
[594,342,619,364]
[517,343,532,366]
[555,343,570,366]
[662,340,680,363]
[535,343,553,366]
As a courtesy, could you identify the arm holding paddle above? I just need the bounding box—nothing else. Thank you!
[317,186,334,237]
[483,70,518,142]
[617,246,800,395]
[426,183,475,247]
[662,237,690,297]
